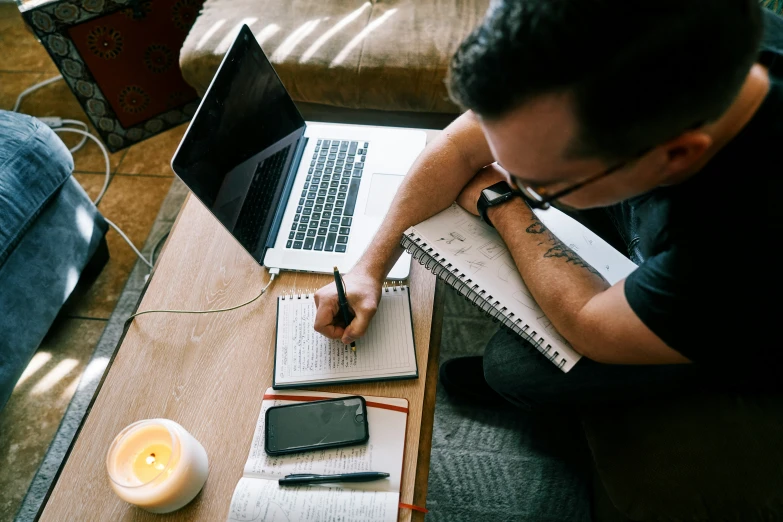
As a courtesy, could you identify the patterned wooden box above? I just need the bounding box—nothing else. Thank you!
[19,0,204,152]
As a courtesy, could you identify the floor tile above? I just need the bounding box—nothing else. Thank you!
[0,317,106,521]
[115,123,187,176]
[72,171,109,203]
[0,4,60,75]
[11,78,128,174]
[63,174,173,319]
[0,71,43,111]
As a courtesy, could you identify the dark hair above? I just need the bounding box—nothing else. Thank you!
[448,0,764,161]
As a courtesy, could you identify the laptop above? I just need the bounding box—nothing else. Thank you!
[171,25,425,279]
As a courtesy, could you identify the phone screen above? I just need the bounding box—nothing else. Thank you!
[265,397,369,455]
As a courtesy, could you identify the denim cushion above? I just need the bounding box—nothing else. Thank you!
[0,111,107,412]
[0,111,74,267]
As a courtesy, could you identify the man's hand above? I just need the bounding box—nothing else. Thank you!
[455,163,508,215]
[313,269,383,345]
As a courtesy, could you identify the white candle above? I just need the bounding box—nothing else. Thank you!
[106,419,209,513]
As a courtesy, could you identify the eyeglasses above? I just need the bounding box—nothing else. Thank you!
[509,117,711,210]
[508,155,640,210]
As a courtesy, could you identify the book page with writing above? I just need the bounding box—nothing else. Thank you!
[407,204,637,371]
[243,389,408,494]
[227,477,398,522]
[275,288,416,386]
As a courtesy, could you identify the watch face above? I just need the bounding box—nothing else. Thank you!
[482,182,512,202]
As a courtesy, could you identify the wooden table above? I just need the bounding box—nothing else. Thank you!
[39,134,444,521]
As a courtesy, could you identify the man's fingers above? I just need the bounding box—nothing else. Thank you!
[313,299,342,339]
[342,309,375,344]
[319,324,345,339]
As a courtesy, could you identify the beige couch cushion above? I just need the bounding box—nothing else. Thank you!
[180,0,488,114]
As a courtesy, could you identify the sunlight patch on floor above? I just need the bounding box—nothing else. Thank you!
[14,352,52,389]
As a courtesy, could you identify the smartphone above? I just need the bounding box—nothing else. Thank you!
[265,396,369,456]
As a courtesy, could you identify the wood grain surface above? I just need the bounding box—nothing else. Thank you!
[40,186,441,521]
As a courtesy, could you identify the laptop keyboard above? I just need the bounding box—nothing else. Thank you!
[235,146,290,250]
[286,139,369,252]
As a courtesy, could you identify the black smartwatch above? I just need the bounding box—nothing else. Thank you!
[477,181,519,228]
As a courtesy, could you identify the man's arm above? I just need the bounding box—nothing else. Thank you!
[313,111,495,343]
[461,166,690,365]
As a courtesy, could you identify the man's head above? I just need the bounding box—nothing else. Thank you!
[448,0,764,209]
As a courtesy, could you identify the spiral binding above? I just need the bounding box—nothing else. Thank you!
[278,285,409,299]
[401,233,567,369]
[279,288,317,300]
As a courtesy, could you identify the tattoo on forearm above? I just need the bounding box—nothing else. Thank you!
[525,219,601,276]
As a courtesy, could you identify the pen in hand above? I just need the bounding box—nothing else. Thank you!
[279,472,390,486]
[333,266,357,351]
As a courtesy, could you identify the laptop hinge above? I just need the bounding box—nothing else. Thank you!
[265,134,308,251]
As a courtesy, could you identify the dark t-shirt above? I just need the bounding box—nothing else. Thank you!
[623,9,783,370]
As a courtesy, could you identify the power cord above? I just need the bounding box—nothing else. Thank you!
[15,77,152,268]
[15,75,279,325]
[44,123,111,205]
[124,271,278,329]
[12,74,63,112]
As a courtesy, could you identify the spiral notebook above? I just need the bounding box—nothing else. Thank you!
[273,286,418,388]
[401,204,638,372]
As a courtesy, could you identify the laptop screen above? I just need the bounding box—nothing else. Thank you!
[172,25,305,262]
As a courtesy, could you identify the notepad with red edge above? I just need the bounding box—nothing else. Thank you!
[226,388,409,522]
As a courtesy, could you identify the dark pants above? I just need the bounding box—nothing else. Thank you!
[483,329,701,410]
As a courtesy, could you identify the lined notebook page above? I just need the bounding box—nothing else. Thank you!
[274,287,417,386]
[407,204,637,372]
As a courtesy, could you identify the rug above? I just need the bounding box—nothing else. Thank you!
[16,179,592,521]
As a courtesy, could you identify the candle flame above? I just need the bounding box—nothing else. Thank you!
[145,453,156,466]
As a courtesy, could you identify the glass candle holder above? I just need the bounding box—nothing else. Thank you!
[106,419,209,513]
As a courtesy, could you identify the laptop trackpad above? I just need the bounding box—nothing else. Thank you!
[364,173,404,217]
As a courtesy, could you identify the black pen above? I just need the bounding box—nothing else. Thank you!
[279,472,390,486]
[333,266,356,350]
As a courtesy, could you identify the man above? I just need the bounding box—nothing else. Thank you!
[314,0,783,409]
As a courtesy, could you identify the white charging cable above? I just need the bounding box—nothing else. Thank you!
[46,125,111,205]
[14,76,278,322]
[12,74,63,112]
[13,74,155,270]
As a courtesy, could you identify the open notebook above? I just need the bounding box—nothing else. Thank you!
[401,203,638,372]
[226,389,409,522]
[273,286,417,388]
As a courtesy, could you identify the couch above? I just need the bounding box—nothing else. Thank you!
[0,111,108,412]
[179,0,490,129]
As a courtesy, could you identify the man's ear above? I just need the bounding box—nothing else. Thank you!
[660,131,713,179]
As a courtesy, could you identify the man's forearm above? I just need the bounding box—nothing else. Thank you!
[354,112,494,280]
[488,199,610,351]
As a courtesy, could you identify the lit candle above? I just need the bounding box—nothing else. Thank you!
[106,419,209,513]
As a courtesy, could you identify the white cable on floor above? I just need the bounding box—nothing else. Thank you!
[61,119,89,153]
[52,127,111,205]
[52,126,154,273]
[14,76,279,321]
[103,218,153,270]
[12,74,63,112]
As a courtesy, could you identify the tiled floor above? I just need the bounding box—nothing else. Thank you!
[0,5,186,520]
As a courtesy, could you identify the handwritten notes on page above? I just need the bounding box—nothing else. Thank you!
[228,478,398,522]
[226,390,407,522]
[274,288,417,387]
